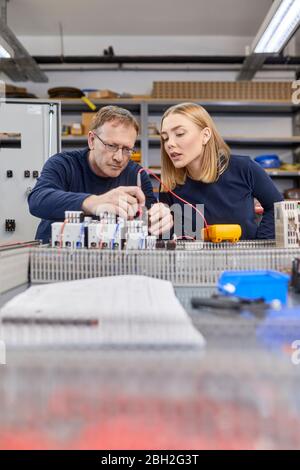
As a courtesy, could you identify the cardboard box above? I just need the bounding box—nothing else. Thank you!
[88,89,119,99]
[81,112,96,135]
[5,84,27,94]
[131,95,151,99]
[71,123,83,136]
[152,81,293,101]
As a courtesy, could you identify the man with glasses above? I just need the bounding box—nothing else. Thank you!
[28,105,173,243]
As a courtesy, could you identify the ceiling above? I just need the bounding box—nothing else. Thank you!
[6,0,273,36]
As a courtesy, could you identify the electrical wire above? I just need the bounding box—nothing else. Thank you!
[137,167,209,229]
[79,222,85,247]
[59,220,67,249]
[112,223,120,248]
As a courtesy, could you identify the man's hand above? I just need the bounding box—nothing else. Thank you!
[148,202,173,236]
[82,186,145,219]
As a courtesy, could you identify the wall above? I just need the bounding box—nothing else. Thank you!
[2,34,295,96]
[19,34,253,56]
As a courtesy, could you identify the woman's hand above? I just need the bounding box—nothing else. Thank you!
[148,203,173,236]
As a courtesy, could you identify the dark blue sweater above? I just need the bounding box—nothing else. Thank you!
[159,155,283,240]
[28,148,157,243]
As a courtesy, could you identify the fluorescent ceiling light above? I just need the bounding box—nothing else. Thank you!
[0,37,13,58]
[0,44,11,58]
[253,0,300,53]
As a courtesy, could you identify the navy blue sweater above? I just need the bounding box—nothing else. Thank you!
[159,155,283,240]
[28,148,157,243]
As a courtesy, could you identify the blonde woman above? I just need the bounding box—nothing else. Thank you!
[159,102,283,239]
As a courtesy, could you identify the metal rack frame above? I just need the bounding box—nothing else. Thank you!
[30,243,300,286]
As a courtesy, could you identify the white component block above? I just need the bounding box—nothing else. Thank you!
[62,223,85,249]
[65,211,83,223]
[88,222,122,249]
[146,235,157,249]
[51,222,63,247]
[126,232,146,250]
[275,200,300,248]
[88,223,101,249]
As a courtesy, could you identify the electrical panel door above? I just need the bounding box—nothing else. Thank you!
[0,99,61,243]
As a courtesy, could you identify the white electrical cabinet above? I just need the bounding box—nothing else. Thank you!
[0,99,61,243]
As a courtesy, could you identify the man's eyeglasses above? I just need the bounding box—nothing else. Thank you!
[92,132,135,158]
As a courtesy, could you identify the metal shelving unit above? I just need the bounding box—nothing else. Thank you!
[59,98,300,114]
[58,98,300,187]
[148,134,300,148]
[61,134,142,148]
[60,98,142,114]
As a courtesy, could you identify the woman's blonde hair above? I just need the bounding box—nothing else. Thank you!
[160,102,230,190]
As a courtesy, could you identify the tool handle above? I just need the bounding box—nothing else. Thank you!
[191,297,241,310]
[81,96,97,111]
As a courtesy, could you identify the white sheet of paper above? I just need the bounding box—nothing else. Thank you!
[0,275,205,349]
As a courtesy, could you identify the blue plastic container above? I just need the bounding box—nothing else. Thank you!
[218,270,290,304]
[254,154,280,169]
[256,306,300,351]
